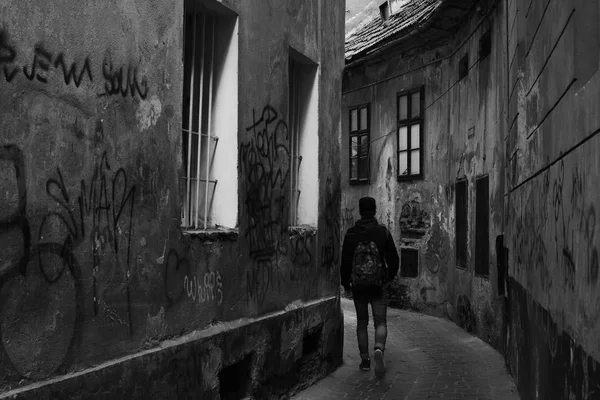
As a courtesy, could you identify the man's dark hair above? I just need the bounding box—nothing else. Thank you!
[359,196,376,218]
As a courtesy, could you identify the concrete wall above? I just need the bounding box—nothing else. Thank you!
[342,0,507,347]
[504,0,600,398]
[0,0,345,397]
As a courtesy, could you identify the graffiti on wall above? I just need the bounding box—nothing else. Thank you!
[341,207,354,233]
[164,245,225,307]
[239,105,290,303]
[400,199,430,236]
[321,177,340,270]
[511,156,598,299]
[184,271,223,306]
[40,152,136,323]
[0,28,148,98]
[0,146,136,379]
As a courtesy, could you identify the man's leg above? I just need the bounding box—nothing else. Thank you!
[353,292,370,362]
[371,293,388,378]
[371,293,388,350]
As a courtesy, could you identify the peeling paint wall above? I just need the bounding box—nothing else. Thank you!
[343,0,600,396]
[0,0,344,396]
[342,0,507,345]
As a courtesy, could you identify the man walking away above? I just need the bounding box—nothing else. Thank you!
[340,196,399,378]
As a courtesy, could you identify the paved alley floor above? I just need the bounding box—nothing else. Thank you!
[292,298,519,400]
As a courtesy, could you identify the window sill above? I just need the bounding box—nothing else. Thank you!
[289,225,317,238]
[182,226,239,241]
[397,175,423,182]
[349,179,370,186]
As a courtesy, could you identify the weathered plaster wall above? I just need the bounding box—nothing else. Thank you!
[505,0,600,397]
[0,0,344,396]
[342,0,507,348]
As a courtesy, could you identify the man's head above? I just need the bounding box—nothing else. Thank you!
[358,196,376,218]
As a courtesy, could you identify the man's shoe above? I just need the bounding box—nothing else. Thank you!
[374,348,386,378]
[359,358,370,371]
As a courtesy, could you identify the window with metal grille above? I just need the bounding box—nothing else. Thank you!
[455,179,468,269]
[182,0,238,230]
[475,175,489,277]
[397,86,423,180]
[400,247,419,278]
[349,104,370,183]
[288,48,318,227]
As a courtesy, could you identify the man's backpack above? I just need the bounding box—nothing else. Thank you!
[351,239,387,289]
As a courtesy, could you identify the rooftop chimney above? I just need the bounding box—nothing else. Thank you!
[379,1,390,22]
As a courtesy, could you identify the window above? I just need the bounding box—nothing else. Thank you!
[397,87,423,180]
[182,0,238,230]
[479,30,491,60]
[458,53,469,80]
[400,248,419,278]
[475,175,489,277]
[349,104,370,183]
[455,179,468,269]
[289,48,318,226]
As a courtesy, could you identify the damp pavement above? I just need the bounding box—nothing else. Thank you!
[291,298,520,400]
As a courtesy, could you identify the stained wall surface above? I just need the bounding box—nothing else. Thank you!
[343,0,600,397]
[342,0,507,347]
[505,0,600,397]
[0,0,344,397]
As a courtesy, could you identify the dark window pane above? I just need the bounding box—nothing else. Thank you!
[411,91,420,117]
[358,157,368,179]
[359,134,369,157]
[398,95,408,120]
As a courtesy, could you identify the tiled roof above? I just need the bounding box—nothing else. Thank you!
[345,0,442,62]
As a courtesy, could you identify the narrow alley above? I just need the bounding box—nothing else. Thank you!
[292,298,519,400]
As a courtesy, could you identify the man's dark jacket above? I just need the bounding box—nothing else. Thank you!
[340,217,399,292]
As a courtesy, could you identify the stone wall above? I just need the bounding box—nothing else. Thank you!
[0,0,345,397]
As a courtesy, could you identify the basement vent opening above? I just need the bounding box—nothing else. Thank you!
[219,352,253,400]
[302,325,323,356]
[400,247,419,278]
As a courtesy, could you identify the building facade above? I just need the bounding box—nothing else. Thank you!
[0,0,345,398]
[343,0,599,397]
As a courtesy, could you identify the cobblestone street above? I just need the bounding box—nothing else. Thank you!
[292,298,519,400]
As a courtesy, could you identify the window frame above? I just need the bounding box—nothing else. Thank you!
[348,103,371,185]
[474,174,490,278]
[396,86,424,181]
[455,178,468,270]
